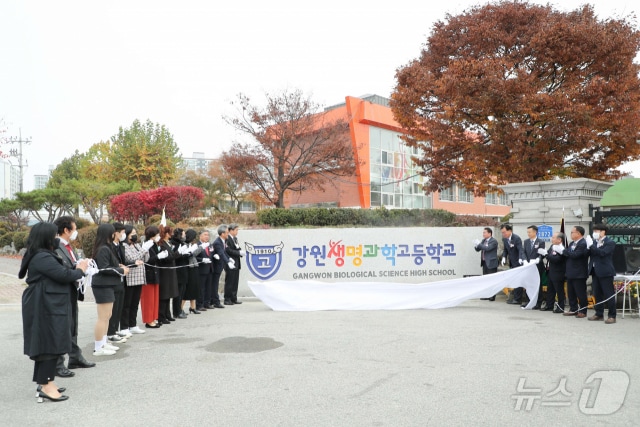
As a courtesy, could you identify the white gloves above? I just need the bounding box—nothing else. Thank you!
[157,250,168,259]
[518,259,523,265]
[534,257,540,264]
[501,257,506,266]
[200,242,209,249]
[552,244,565,254]
[537,248,548,256]
[202,257,211,264]
[85,267,99,276]
[239,249,246,257]
[142,240,154,251]
[228,259,236,270]
[213,254,220,260]
[473,239,481,246]
[189,243,198,253]
[178,244,189,255]
[585,235,593,249]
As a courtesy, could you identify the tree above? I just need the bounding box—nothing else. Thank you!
[391,1,640,194]
[14,189,77,223]
[110,186,205,223]
[221,89,355,208]
[110,119,182,189]
[0,198,28,229]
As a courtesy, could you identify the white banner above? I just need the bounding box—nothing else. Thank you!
[249,263,540,311]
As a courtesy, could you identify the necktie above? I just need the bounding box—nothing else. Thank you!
[65,244,77,262]
[482,239,486,260]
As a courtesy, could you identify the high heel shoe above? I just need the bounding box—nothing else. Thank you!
[37,390,69,403]
[189,308,201,314]
[145,322,161,328]
[36,385,66,396]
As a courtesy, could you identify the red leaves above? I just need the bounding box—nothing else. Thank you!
[110,186,204,223]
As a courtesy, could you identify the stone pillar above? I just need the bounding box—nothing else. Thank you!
[499,178,613,238]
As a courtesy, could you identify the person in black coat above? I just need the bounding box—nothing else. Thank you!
[224,223,244,305]
[588,224,617,323]
[211,224,234,308]
[169,228,189,319]
[157,225,179,324]
[20,222,88,402]
[562,226,590,318]
[540,232,567,313]
[500,224,525,304]
[523,225,546,309]
[196,229,214,310]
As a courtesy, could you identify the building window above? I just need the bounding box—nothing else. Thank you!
[439,186,455,202]
[457,186,474,203]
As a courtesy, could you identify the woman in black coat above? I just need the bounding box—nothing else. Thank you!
[20,222,88,403]
[157,225,179,324]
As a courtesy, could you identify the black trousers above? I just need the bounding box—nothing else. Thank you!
[224,267,240,302]
[57,291,85,369]
[120,285,142,330]
[592,274,616,318]
[567,278,588,314]
[34,356,58,384]
[209,271,222,305]
[198,273,211,308]
[545,275,565,309]
[159,299,172,321]
[107,284,125,336]
[172,281,186,317]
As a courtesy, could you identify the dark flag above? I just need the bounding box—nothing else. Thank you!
[560,211,568,247]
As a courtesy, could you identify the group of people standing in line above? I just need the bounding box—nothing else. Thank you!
[474,223,618,323]
[21,216,244,403]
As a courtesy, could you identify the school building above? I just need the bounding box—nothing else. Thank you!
[283,94,511,218]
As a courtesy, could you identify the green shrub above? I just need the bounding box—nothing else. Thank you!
[77,225,98,258]
[11,231,29,252]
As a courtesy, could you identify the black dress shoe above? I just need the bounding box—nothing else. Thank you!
[177,312,187,319]
[189,308,201,314]
[232,300,242,304]
[167,317,176,322]
[160,319,171,324]
[213,303,225,309]
[553,308,564,314]
[531,305,541,310]
[224,300,234,305]
[507,300,522,305]
[56,368,75,378]
[540,307,553,312]
[68,360,96,369]
[145,323,162,328]
[203,305,213,309]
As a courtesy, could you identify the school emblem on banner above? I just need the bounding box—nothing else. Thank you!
[245,242,284,280]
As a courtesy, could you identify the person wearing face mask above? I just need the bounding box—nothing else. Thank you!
[562,226,590,318]
[169,228,188,319]
[587,224,617,324]
[120,225,154,335]
[157,225,180,324]
[53,216,95,375]
[106,223,128,344]
[141,225,163,328]
[91,223,130,356]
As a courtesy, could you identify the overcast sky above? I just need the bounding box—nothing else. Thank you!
[1,0,638,191]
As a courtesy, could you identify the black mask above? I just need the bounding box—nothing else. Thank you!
[130,235,138,243]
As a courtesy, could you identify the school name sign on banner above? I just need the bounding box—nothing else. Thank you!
[236,227,487,295]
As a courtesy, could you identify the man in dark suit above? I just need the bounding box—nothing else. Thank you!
[500,224,525,304]
[588,224,617,323]
[224,223,244,305]
[54,216,95,375]
[523,225,546,309]
[541,232,567,313]
[562,226,590,318]
[196,230,214,310]
[474,227,498,301]
[210,225,235,309]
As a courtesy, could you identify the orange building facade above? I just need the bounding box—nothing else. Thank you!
[284,95,510,218]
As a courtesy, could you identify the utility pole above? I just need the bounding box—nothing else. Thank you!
[8,129,31,194]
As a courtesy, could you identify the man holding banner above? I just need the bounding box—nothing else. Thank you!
[500,224,525,305]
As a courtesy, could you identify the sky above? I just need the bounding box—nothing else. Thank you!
[1,0,638,191]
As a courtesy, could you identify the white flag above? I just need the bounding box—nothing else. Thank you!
[160,206,167,226]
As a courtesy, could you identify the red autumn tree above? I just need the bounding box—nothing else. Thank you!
[391,1,640,195]
[221,89,355,208]
[110,186,204,223]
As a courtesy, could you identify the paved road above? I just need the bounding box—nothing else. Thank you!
[1,256,638,426]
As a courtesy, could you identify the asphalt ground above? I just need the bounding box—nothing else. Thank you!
[1,255,638,426]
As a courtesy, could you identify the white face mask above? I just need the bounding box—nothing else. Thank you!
[70,230,78,241]
[153,235,161,243]
[119,232,126,242]
[592,232,600,240]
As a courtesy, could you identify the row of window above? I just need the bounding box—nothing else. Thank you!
[439,185,508,205]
